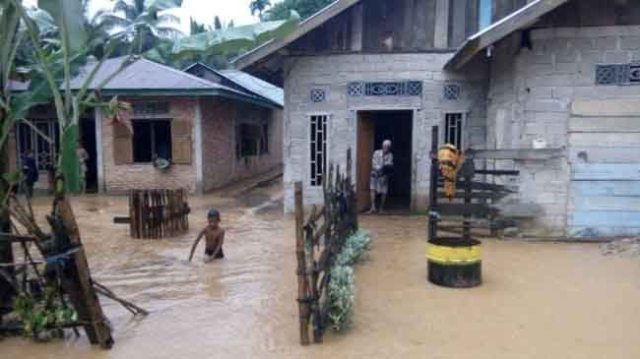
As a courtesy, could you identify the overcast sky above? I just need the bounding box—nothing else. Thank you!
[25,0,269,33]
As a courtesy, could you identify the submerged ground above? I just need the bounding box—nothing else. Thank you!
[2,183,640,358]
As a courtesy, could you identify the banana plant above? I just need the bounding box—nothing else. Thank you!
[0,1,57,193]
[12,0,133,194]
[170,11,299,60]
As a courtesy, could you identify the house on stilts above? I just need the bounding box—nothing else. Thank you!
[235,0,640,238]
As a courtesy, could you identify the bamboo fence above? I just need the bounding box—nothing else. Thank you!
[295,148,358,345]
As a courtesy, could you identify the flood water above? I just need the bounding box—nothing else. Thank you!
[3,183,640,358]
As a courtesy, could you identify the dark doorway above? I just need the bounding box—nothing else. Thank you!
[357,110,413,212]
[80,117,98,193]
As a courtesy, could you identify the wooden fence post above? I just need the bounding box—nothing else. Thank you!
[294,182,310,345]
[55,198,113,349]
[428,126,439,242]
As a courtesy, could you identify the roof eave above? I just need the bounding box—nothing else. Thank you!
[99,88,279,109]
[183,63,284,107]
[444,0,570,71]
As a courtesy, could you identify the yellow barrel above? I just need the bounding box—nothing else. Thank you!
[427,238,482,288]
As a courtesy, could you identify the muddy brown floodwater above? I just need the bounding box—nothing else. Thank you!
[3,184,640,358]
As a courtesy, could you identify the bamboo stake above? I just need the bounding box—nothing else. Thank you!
[294,182,310,345]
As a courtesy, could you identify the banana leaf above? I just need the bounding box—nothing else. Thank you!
[24,7,56,35]
[38,0,86,53]
[171,11,300,58]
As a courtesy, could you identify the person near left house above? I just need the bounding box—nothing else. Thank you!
[76,141,89,193]
[21,148,38,198]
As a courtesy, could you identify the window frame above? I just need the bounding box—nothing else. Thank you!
[131,118,173,164]
[443,112,467,150]
[307,113,331,187]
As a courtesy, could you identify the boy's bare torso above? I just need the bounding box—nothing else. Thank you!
[204,226,224,252]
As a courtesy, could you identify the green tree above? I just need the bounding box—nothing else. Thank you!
[249,0,271,21]
[95,0,184,54]
[266,0,332,21]
[214,15,222,30]
[189,17,207,35]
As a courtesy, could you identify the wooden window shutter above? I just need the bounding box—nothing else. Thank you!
[113,122,133,164]
[171,120,192,164]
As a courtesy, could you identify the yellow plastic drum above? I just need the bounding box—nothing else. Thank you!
[427,238,482,288]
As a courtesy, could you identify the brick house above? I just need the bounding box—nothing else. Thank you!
[236,0,640,238]
[13,57,283,194]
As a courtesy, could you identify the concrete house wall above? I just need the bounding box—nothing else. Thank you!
[275,0,488,212]
[282,53,488,211]
[484,1,640,236]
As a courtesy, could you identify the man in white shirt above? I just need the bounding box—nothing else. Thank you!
[368,139,394,214]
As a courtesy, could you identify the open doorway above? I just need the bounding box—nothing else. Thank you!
[80,117,98,193]
[357,110,413,212]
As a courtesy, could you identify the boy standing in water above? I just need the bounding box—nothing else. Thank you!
[188,209,225,262]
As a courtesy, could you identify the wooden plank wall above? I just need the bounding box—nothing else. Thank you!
[568,100,640,236]
[538,0,640,28]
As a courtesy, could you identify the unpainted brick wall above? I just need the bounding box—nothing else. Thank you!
[200,98,282,192]
[102,97,197,193]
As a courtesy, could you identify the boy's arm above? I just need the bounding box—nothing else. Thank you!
[188,230,205,262]
[211,230,225,257]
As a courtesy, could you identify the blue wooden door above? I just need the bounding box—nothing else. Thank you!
[568,114,640,237]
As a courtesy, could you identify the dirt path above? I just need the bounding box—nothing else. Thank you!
[2,187,640,358]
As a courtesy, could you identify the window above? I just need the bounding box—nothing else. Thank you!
[479,0,492,30]
[132,119,172,163]
[444,113,464,150]
[309,115,328,186]
[236,121,269,158]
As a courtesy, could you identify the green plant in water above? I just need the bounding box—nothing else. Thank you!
[334,230,372,266]
[325,231,372,332]
[326,265,354,332]
[13,285,77,339]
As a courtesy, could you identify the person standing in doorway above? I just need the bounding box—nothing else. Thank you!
[76,141,89,194]
[368,139,394,214]
[21,148,38,198]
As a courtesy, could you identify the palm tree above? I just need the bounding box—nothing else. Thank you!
[250,0,272,21]
[95,0,184,54]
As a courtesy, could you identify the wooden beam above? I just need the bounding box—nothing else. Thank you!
[466,148,564,160]
[475,169,520,176]
[445,0,569,70]
[435,203,499,217]
[434,0,450,48]
[235,0,361,69]
[294,182,310,346]
[55,198,114,349]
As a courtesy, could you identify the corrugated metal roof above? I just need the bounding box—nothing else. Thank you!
[69,56,245,95]
[219,69,284,107]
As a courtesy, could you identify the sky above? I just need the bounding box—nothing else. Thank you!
[24,0,269,33]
